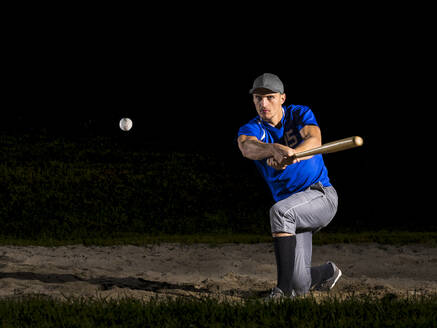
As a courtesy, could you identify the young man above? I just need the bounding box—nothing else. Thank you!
[237,73,341,298]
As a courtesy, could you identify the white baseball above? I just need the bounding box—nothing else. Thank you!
[119,118,133,131]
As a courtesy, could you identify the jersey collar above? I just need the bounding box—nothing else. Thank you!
[258,105,286,128]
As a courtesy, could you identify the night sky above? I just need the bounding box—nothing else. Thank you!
[2,9,432,230]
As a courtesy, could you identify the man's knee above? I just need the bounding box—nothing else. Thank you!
[269,202,296,234]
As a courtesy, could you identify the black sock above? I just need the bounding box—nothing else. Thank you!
[311,263,334,287]
[273,235,296,295]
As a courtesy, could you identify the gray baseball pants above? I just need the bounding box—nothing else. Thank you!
[270,182,338,295]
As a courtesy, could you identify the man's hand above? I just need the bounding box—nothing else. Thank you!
[271,143,295,163]
[237,136,300,169]
[267,157,288,170]
[268,144,300,170]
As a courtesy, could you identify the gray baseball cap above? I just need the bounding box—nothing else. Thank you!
[249,73,284,94]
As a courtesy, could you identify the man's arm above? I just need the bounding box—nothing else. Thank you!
[265,125,322,169]
[237,135,272,160]
[237,135,296,163]
[293,125,322,161]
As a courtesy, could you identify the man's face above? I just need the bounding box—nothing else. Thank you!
[253,91,286,124]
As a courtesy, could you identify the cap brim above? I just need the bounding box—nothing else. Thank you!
[249,87,280,95]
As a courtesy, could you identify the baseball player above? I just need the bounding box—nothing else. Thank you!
[237,73,342,299]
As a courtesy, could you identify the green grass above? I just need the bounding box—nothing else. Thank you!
[0,134,270,239]
[1,135,435,247]
[1,134,434,242]
[0,294,435,327]
[0,231,436,247]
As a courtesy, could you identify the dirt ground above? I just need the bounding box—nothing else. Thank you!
[0,243,436,301]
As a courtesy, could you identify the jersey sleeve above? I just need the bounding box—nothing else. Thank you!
[237,120,266,141]
[292,105,319,130]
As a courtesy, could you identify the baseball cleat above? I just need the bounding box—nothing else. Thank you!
[313,261,342,291]
[265,287,296,301]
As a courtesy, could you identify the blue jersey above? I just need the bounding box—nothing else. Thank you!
[238,104,331,202]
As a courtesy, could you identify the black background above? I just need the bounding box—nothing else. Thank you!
[2,6,432,231]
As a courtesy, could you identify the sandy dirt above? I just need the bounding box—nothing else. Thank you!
[0,243,436,301]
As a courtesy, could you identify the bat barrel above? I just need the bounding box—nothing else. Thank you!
[294,136,363,159]
[353,136,364,147]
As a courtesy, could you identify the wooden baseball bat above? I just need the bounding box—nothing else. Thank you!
[294,136,363,159]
